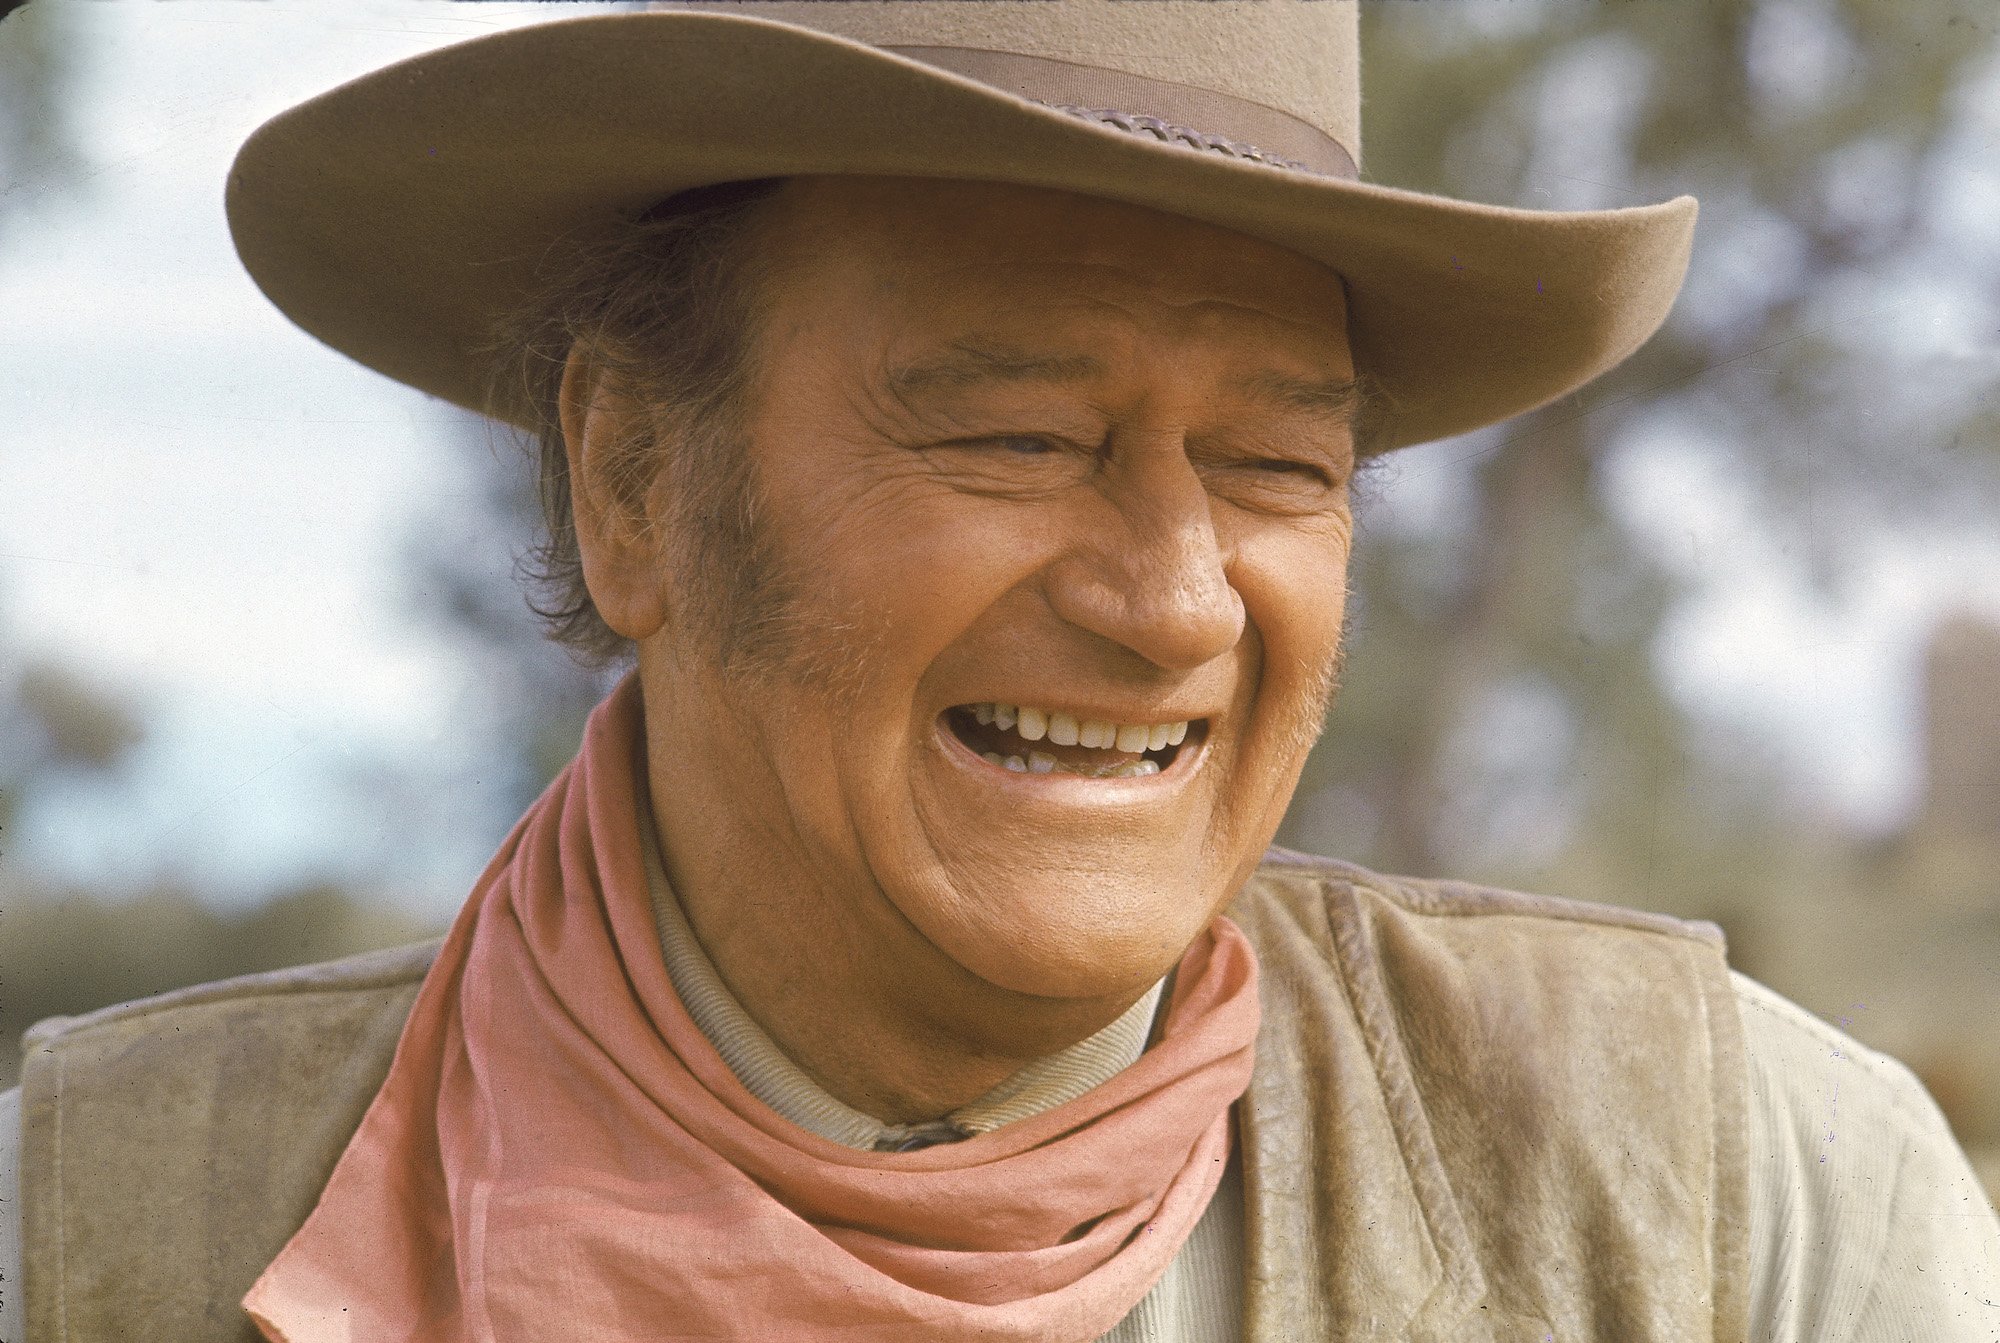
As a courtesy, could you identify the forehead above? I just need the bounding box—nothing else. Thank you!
[753,176,1353,379]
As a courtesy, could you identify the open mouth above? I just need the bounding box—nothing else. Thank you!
[942,702,1203,778]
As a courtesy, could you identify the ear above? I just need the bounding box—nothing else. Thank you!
[559,345,673,642]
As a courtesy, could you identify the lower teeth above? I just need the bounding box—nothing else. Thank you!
[980,751,1160,778]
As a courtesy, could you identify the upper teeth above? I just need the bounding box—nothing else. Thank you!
[969,703,1190,750]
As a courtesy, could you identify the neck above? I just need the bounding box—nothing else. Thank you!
[637,666,1143,1125]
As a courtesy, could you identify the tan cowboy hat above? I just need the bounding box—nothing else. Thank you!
[227,1,1696,452]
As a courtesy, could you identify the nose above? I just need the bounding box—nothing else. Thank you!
[1041,438,1245,671]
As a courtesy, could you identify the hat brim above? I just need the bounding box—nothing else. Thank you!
[227,10,1696,451]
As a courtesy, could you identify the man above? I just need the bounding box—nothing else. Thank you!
[3,3,1997,1340]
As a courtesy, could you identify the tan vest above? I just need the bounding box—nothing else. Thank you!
[18,852,1750,1342]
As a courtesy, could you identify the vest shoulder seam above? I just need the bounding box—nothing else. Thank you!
[1256,845,1723,948]
[20,937,443,1055]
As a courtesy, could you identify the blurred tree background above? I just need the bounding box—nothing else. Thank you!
[0,3,442,1081]
[3,0,1997,1191]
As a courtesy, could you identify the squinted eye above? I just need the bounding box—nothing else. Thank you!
[1252,458,1328,482]
[987,435,1059,455]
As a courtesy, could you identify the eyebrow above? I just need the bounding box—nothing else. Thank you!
[1232,369,1368,425]
[885,341,1364,426]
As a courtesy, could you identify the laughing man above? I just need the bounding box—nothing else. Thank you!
[4,4,1997,1341]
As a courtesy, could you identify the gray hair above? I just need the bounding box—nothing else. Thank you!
[491,179,787,666]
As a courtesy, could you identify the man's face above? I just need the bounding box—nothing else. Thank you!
[642,176,1357,1002]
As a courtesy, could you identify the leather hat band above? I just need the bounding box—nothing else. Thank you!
[886,45,1359,180]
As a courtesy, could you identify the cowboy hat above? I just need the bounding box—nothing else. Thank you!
[226,0,1696,451]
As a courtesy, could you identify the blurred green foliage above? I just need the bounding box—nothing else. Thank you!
[1301,0,2000,893]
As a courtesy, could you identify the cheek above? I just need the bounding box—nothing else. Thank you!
[880,526,1032,653]
[774,479,1061,695]
[1233,517,1353,685]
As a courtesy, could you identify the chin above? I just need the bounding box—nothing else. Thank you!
[915,867,1221,1001]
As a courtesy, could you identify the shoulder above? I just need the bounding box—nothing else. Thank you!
[1730,968,1935,1124]
[1731,970,2000,1341]
[1236,846,1729,981]
[1233,849,1738,1062]
[1730,966,1998,1222]
[1247,844,1725,937]
[18,937,442,1213]
[18,934,442,1172]
[22,937,440,1064]
[20,939,439,1110]
[18,938,440,1190]
[1234,847,1743,1147]
[13,940,444,1343]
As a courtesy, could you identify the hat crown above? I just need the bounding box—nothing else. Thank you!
[656,0,1361,169]
[229,1,1693,453]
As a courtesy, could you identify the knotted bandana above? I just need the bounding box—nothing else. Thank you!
[245,677,1260,1342]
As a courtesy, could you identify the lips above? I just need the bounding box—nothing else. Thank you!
[943,701,1200,777]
